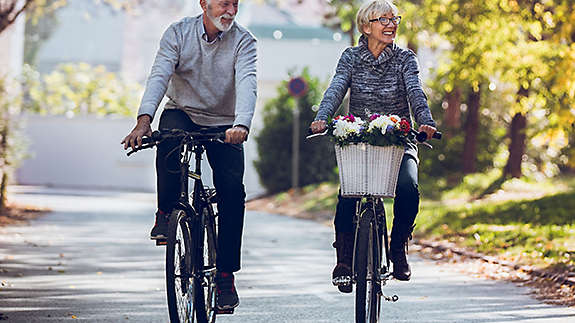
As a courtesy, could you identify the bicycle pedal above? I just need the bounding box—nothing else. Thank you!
[215,308,234,315]
[155,239,167,246]
[332,276,352,286]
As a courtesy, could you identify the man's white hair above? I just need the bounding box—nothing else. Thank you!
[356,0,399,36]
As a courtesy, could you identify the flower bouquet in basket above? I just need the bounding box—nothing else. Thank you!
[327,113,411,197]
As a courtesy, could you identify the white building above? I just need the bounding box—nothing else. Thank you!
[16,0,350,197]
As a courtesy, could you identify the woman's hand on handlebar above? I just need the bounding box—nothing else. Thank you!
[310,120,327,134]
[122,114,152,150]
[418,124,436,141]
[225,125,249,144]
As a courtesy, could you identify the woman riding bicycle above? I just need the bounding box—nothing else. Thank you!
[309,0,437,290]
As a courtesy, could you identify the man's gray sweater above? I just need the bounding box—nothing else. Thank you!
[138,15,257,129]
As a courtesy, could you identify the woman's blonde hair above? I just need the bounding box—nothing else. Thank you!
[356,0,399,37]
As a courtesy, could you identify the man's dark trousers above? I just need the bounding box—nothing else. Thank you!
[156,109,246,273]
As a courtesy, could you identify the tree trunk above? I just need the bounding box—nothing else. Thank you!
[504,112,527,178]
[0,0,33,35]
[0,124,7,214]
[445,87,462,132]
[407,40,418,53]
[462,87,480,174]
[0,172,7,214]
[348,23,356,46]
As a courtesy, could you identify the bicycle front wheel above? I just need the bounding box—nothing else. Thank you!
[354,205,382,323]
[367,221,382,322]
[166,209,198,323]
[200,207,218,322]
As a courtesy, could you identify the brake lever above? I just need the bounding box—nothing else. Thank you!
[306,129,328,139]
[215,138,243,151]
[126,142,156,156]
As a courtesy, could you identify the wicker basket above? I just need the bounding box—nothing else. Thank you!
[335,143,404,198]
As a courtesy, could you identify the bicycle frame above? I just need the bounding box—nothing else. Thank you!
[171,141,209,220]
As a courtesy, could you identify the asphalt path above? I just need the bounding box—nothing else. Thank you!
[1,187,574,322]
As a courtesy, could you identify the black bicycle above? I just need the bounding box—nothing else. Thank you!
[308,129,441,323]
[128,128,236,323]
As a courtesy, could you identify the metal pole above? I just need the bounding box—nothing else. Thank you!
[291,98,300,191]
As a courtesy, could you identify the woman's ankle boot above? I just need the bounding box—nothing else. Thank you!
[332,231,354,293]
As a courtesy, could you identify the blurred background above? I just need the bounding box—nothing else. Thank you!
[0,0,574,275]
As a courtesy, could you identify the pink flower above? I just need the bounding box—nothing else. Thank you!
[369,114,381,121]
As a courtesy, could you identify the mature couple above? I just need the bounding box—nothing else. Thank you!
[122,0,436,312]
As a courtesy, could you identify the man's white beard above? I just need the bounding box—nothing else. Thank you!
[207,10,235,32]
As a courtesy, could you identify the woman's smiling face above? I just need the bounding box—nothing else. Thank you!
[364,12,399,46]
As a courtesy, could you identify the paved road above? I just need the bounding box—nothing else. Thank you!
[1,187,575,322]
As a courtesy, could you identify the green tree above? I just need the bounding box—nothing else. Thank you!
[254,68,338,193]
[322,0,362,46]
[0,77,28,213]
[410,0,574,179]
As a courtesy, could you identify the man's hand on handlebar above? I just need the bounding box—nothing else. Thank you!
[225,125,249,144]
[310,120,327,134]
[418,124,436,141]
[122,114,152,150]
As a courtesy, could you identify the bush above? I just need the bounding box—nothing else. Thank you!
[21,63,141,117]
[254,68,338,193]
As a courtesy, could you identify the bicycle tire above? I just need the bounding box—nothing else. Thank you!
[367,222,382,322]
[166,209,196,323]
[201,207,218,323]
[192,212,209,323]
[354,204,371,323]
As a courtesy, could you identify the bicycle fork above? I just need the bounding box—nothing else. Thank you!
[360,199,399,303]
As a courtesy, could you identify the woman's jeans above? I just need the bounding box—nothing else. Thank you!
[334,154,419,246]
[156,109,246,273]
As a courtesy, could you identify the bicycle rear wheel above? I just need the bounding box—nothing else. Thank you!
[166,209,196,323]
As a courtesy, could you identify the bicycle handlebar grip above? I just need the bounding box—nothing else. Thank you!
[151,130,162,140]
[415,131,442,142]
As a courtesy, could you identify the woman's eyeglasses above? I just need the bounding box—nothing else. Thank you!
[369,16,402,26]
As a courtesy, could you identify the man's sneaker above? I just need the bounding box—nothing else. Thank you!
[216,272,239,310]
[150,211,168,240]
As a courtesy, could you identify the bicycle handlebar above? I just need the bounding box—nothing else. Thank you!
[305,128,442,143]
[126,129,228,156]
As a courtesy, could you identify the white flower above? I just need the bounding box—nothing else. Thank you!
[332,117,365,139]
[368,115,394,133]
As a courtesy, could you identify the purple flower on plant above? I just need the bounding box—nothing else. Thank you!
[345,114,356,122]
[369,114,381,121]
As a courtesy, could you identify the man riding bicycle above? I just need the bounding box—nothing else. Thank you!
[121,0,256,312]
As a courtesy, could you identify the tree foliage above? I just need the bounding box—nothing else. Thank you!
[322,0,362,45]
[22,63,141,117]
[413,0,574,179]
[0,0,147,35]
